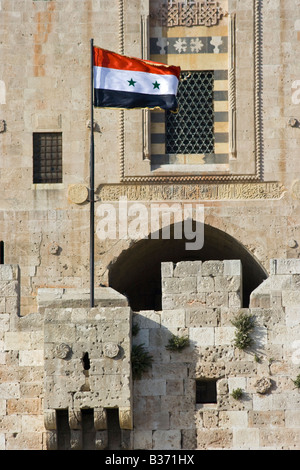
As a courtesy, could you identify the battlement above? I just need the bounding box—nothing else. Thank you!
[1,261,300,450]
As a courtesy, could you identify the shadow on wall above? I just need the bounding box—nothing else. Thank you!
[108,222,268,311]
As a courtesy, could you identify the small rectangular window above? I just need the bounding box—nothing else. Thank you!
[166,71,214,155]
[0,242,4,264]
[33,132,62,184]
[196,379,217,404]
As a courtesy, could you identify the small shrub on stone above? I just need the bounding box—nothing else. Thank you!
[131,344,153,380]
[293,374,300,388]
[231,312,256,350]
[231,388,243,400]
[166,334,190,352]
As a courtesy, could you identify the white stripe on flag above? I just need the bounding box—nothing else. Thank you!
[94,66,179,96]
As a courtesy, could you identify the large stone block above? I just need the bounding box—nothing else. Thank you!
[152,430,181,450]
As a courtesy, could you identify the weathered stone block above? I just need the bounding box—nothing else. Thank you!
[173,261,202,277]
[201,261,224,277]
[162,277,197,294]
[206,291,228,307]
[133,311,161,329]
[161,309,185,328]
[196,429,233,449]
[186,308,219,327]
[0,265,19,281]
[233,428,259,449]
[189,327,214,346]
[248,410,285,427]
[133,430,153,450]
[282,290,300,306]
[197,276,214,292]
[271,259,300,275]
[215,326,235,346]
[215,275,240,292]
[223,260,242,276]
[4,332,32,351]
[152,429,181,449]
[134,379,166,397]
[161,262,174,278]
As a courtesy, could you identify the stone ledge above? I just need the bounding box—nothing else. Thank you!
[37,287,128,309]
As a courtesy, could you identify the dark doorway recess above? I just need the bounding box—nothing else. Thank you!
[108,222,267,311]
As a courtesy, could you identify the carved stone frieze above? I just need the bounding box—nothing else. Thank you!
[98,182,284,202]
[154,1,226,28]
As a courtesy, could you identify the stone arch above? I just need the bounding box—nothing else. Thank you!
[108,222,268,311]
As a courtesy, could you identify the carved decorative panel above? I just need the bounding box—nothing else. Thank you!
[154,1,226,28]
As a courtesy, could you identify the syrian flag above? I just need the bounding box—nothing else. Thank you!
[93,47,181,112]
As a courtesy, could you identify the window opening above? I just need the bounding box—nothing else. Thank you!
[82,409,96,450]
[33,132,62,183]
[0,242,4,264]
[196,379,217,404]
[81,352,91,391]
[107,408,121,450]
[56,409,71,450]
[82,352,90,371]
[166,71,214,155]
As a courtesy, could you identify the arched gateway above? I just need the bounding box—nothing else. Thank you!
[108,223,267,311]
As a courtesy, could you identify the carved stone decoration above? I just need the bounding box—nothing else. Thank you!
[98,182,284,201]
[155,1,226,28]
[44,408,57,430]
[68,183,89,204]
[0,120,6,133]
[54,343,72,359]
[94,407,107,430]
[48,242,60,255]
[104,342,119,358]
[255,377,272,394]
[119,407,133,430]
[69,408,81,430]
[292,180,300,200]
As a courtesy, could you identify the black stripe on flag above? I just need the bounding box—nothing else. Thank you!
[94,89,178,111]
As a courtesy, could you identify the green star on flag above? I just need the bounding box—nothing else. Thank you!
[128,78,136,87]
[152,80,160,89]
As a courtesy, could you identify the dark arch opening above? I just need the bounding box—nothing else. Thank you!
[108,222,268,311]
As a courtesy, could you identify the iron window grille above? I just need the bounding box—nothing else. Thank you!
[165,70,214,155]
[33,132,63,184]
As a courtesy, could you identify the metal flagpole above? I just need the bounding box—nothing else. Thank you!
[90,38,95,308]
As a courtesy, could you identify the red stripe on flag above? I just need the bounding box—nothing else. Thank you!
[93,47,181,79]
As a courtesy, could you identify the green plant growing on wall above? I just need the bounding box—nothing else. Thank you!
[131,344,153,380]
[166,334,190,352]
[231,388,243,400]
[231,312,256,350]
[292,374,300,388]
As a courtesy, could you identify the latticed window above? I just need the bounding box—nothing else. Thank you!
[33,132,62,184]
[165,71,214,154]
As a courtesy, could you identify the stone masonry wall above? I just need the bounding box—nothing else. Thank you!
[0,264,44,450]
[1,260,300,450]
[132,259,300,450]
